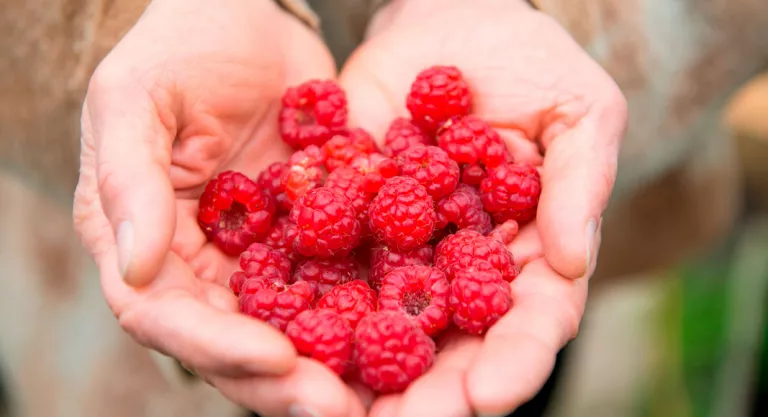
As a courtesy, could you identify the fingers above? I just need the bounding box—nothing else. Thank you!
[537,91,626,279]
[212,359,367,417]
[466,258,588,415]
[86,74,177,287]
[338,63,405,141]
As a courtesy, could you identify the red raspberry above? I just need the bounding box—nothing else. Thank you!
[461,163,486,186]
[369,177,436,251]
[488,220,520,245]
[289,187,361,258]
[437,116,509,168]
[406,66,472,133]
[325,167,374,238]
[449,266,512,335]
[293,257,360,297]
[350,153,399,194]
[197,171,275,256]
[368,245,434,291]
[323,128,378,172]
[383,117,433,157]
[256,162,291,213]
[436,184,492,234]
[238,242,292,281]
[239,280,314,332]
[397,145,460,201]
[279,79,348,149]
[434,229,519,282]
[378,266,451,336]
[353,311,436,393]
[285,309,354,375]
[232,273,286,296]
[317,280,377,329]
[282,145,327,204]
[481,163,542,225]
[262,216,300,264]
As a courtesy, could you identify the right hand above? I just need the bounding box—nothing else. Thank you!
[73,0,366,415]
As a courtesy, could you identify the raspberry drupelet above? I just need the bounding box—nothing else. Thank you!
[293,257,360,297]
[316,280,377,329]
[279,79,348,149]
[434,229,519,282]
[324,167,374,238]
[256,162,291,214]
[285,309,354,375]
[449,265,512,335]
[282,145,327,204]
[481,163,542,225]
[435,183,493,234]
[383,117,433,157]
[406,66,472,133]
[378,265,451,336]
[261,216,301,264]
[289,187,361,258]
[368,176,436,251]
[368,245,434,291]
[238,279,314,332]
[350,153,399,194]
[437,115,509,168]
[396,145,460,201]
[323,128,378,172]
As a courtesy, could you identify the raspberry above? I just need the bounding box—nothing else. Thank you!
[350,153,399,194]
[488,220,520,245]
[323,128,378,172]
[368,176,436,251]
[397,145,460,201]
[325,167,374,238]
[262,216,300,264]
[285,309,354,375]
[449,266,512,335]
[368,245,434,291]
[436,184,492,234]
[406,66,472,133]
[279,79,348,149]
[480,163,542,225]
[197,171,275,256]
[317,280,377,329]
[437,116,509,168]
[289,187,361,258]
[434,229,519,282]
[233,273,286,296]
[239,280,314,332]
[460,163,486,186]
[378,266,451,336]
[293,257,360,297]
[256,162,291,213]
[383,117,432,157]
[238,242,292,280]
[283,145,326,204]
[353,311,436,393]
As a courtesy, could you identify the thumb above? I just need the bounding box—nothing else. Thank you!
[537,94,626,279]
[88,80,176,287]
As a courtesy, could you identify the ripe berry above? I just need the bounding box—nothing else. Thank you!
[283,145,326,204]
[384,117,432,157]
[293,257,360,297]
[449,266,512,335]
[397,145,460,201]
[353,311,436,393]
[325,167,374,238]
[481,163,541,225]
[437,116,509,168]
[289,187,361,258]
[279,80,348,149]
[238,242,292,282]
[368,176,436,251]
[317,280,377,329]
[262,216,300,264]
[436,183,492,234]
[434,229,519,282]
[323,128,378,172]
[285,309,354,375]
[378,266,451,336]
[350,153,399,194]
[239,280,314,332]
[197,171,275,256]
[406,66,472,133]
[460,163,486,186]
[257,162,291,213]
[369,245,434,291]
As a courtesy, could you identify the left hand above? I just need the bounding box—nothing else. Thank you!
[339,0,627,415]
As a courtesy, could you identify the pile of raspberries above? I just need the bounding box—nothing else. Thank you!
[197,65,542,393]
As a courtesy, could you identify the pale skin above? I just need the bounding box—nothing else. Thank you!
[73,0,627,416]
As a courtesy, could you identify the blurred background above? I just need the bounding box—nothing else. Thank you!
[0,1,767,417]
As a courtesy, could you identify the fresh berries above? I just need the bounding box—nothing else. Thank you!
[197,171,275,256]
[350,153,399,194]
[323,128,378,172]
[436,184,493,234]
[325,167,373,238]
[437,116,509,168]
[239,280,314,332]
[397,145,460,201]
[283,145,326,204]
[434,229,519,282]
[279,80,348,149]
[378,266,451,336]
[369,176,436,251]
[317,280,377,329]
[353,311,436,393]
[285,309,354,375]
[449,266,512,335]
[406,66,472,133]
[290,187,361,258]
[369,245,434,291]
[257,162,291,213]
[481,163,541,225]
[384,117,432,157]
[293,257,360,297]
[262,216,300,264]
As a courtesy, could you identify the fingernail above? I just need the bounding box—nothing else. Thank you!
[116,220,133,278]
[585,218,597,275]
[289,404,323,417]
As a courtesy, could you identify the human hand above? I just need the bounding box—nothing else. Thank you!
[73,0,366,415]
[339,0,627,415]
